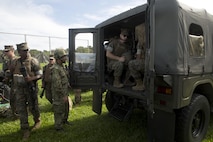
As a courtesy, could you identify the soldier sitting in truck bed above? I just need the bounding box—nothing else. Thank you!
[128,23,146,91]
[105,28,132,88]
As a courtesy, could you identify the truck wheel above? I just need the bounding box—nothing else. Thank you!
[176,94,210,142]
[105,91,118,112]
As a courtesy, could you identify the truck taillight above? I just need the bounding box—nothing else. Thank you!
[157,86,172,95]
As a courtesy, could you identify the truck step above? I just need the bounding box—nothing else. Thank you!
[110,103,134,121]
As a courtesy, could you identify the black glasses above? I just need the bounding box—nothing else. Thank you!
[4,50,9,52]
[22,49,29,52]
[123,34,128,38]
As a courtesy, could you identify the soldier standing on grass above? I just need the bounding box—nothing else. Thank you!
[3,45,19,118]
[74,89,81,104]
[51,48,72,132]
[11,42,42,141]
[41,54,55,104]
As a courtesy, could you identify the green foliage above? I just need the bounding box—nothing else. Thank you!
[75,46,93,53]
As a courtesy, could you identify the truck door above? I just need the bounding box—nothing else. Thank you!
[68,28,101,88]
[69,28,103,114]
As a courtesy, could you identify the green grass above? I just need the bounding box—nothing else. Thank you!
[1,87,213,142]
[0,87,147,142]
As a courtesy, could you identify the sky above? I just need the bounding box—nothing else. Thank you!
[0,0,213,51]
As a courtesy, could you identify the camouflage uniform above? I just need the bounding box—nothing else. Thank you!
[106,29,132,88]
[128,45,145,78]
[12,43,42,139]
[51,49,70,130]
[74,89,81,104]
[42,55,55,104]
[128,23,146,90]
[3,45,19,117]
[107,38,131,77]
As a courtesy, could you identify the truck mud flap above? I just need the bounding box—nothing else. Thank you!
[148,109,175,142]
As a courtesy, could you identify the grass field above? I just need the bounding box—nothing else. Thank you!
[1,86,213,142]
[1,63,213,142]
[0,88,148,142]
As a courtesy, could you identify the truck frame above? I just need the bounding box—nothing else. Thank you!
[68,0,213,141]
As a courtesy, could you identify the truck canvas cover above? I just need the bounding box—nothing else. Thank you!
[154,0,213,75]
[96,0,213,75]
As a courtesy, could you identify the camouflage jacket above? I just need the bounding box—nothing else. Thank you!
[51,63,69,99]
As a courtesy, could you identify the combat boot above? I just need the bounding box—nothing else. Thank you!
[22,130,30,141]
[113,77,124,88]
[132,79,145,91]
[31,120,41,131]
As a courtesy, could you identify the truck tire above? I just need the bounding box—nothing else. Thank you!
[175,94,210,142]
[105,91,118,112]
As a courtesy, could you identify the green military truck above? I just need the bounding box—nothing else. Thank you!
[68,0,213,141]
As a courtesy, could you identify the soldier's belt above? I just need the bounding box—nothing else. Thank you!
[13,74,27,87]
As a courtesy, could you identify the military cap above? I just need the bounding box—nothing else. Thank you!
[4,45,14,52]
[49,54,54,60]
[16,42,29,51]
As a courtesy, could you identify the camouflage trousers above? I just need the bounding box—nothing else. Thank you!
[107,61,124,77]
[74,89,81,104]
[128,59,145,79]
[44,82,53,104]
[53,96,69,130]
[15,87,40,130]
[10,85,17,115]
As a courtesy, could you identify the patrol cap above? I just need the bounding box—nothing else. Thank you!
[49,54,54,60]
[4,45,14,52]
[120,28,129,36]
[16,42,29,51]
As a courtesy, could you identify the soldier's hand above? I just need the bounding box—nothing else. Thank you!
[118,56,125,62]
[24,75,32,82]
[63,96,68,102]
[68,83,71,88]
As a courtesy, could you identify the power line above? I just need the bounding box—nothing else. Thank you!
[0,31,68,39]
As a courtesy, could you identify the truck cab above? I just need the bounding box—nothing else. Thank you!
[69,0,213,141]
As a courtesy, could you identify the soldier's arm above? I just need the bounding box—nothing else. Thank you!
[41,66,46,88]
[106,51,125,62]
[26,58,42,82]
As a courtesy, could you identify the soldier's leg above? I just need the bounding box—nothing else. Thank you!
[45,83,53,104]
[10,89,17,116]
[16,89,29,130]
[112,61,124,88]
[74,89,81,104]
[63,96,71,124]
[129,60,145,90]
[28,93,41,130]
[53,103,65,130]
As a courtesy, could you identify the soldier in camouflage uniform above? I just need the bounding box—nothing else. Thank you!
[3,45,19,118]
[42,55,55,104]
[52,48,71,131]
[11,42,42,141]
[106,28,132,88]
[128,23,146,91]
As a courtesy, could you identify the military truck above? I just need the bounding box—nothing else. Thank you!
[68,0,213,141]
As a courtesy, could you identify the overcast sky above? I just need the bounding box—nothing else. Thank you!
[0,0,212,51]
